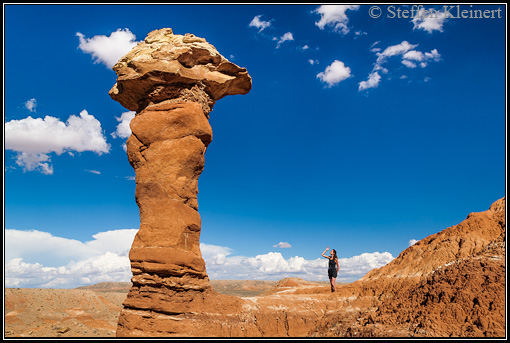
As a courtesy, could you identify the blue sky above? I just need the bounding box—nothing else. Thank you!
[4,4,506,288]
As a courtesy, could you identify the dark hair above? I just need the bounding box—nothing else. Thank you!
[331,249,337,261]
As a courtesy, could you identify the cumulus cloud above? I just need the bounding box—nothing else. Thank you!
[402,49,441,68]
[317,60,352,87]
[402,60,417,68]
[412,7,448,33]
[403,50,424,61]
[249,15,272,32]
[25,98,37,112]
[408,239,419,246]
[273,242,292,248]
[314,5,360,35]
[5,110,110,174]
[5,228,137,288]
[375,41,418,67]
[111,110,136,151]
[111,111,135,139]
[77,28,139,69]
[358,71,382,91]
[423,49,441,65]
[275,32,294,48]
[200,243,234,266]
[308,59,319,65]
[5,228,395,287]
[203,248,394,282]
[359,41,441,91]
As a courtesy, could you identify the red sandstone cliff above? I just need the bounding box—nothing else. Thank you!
[322,197,506,337]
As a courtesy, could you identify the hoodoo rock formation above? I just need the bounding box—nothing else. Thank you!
[109,28,253,336]
[110,28,505,338]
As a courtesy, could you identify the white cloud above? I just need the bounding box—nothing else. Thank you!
[273,242,292,248]
[402,59,417,68]
[111,110,136,150]
[5,110,110,174]
[425,49,441,62]
[375,41,418,66]
[408,239,419,246]
[5,228,137,288]
[111,111,135,151]
[340,252,394,276]
[5,253,131,288]
[314,5,360,35]
[85,170,101,175]
[359,41,441,91]
[203,248,394,282]
[403,50,425,61]
[77,28,139,69]
[317,60,352,87]
[276,32,294,48]
[404,49,441,68]
[4,229,395,287]
[412,7,447,33]
[200,243,234,266]
[25,98,37,112]
[249,15,272,32]
[358,71,381,91]
[301,45,310,50]
[308,59,319,65]
[11,152,54,175]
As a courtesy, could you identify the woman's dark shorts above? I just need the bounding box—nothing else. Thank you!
[328,269,337,278]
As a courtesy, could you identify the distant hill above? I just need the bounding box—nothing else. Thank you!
[75,280,279,297]
[76,282,132,292]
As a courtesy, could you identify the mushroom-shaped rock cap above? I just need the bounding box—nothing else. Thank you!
[109,28,252,112]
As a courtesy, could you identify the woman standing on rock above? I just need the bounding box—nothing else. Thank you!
[322,247,339,292]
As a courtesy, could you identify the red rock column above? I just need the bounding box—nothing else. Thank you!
[109,28,251,336]
[123,100,213,313]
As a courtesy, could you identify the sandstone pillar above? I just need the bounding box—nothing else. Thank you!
[109,28,251,336]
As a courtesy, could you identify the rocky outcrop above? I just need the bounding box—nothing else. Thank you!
[339,197,506,337]
[353,197,506,297]
[110,28,252,336]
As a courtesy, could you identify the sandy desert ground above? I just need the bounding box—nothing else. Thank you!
[4,279,332,338]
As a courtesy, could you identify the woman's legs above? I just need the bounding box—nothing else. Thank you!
[329,277,336,292]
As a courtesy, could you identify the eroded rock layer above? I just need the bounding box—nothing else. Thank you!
[110,28,252,336]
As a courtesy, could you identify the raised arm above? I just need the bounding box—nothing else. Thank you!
[321,247,330,259]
